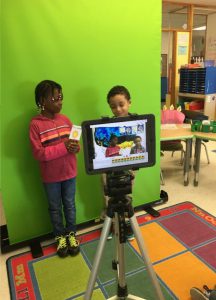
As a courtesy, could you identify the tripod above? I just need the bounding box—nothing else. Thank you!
[84,180,165,300]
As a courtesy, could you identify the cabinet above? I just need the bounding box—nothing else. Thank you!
[178,67,216,120]
[179,67,216,94]
[161,77,168,101]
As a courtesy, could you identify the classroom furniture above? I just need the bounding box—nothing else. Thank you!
[179,67,216,95]
[161,77,168,101]
[182,110,210,164]
[161,109,186,165]
[160,169,165,185]
[178,67,216,120]
[160,124,193,186]
[182,109,208,123]
[161,54,168,102]
[193,131,216,186]
[161,123,216,187]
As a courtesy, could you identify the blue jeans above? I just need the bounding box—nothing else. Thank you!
[43,178,76,237]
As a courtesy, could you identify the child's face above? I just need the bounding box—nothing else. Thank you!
[110,137,118,146]
[134,138,141,146]
[42,88,63,114]
[108,94,131,117]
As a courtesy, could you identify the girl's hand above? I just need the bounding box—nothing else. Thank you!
[65,139,79,153]
[69,140,79,153]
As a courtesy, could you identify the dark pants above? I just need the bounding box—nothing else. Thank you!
[43,178,76,237]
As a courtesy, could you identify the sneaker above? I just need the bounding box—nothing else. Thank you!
[107,223,113,240]
[67,232,80,256]
[203,285,212,298]
[125,221,135,241]
[107,232,113,240]
[190,287,209,300]
[126,233,135,241]
[55,235,68,258]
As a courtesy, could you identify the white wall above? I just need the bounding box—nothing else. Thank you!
[161,31,173,63]
[205,13,216,63]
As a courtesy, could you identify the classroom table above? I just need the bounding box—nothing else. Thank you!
[160,124,193,186]
[193,131,216,186]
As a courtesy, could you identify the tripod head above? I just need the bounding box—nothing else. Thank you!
[104,171,135,220]
[104,170,134,198]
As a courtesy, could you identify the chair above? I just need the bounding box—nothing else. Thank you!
[160,169,165,185]
[160,108,186,185]
[161,108,185,161]
[182,110,210,164]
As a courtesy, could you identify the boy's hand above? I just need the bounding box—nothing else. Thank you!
[65,139,80,153]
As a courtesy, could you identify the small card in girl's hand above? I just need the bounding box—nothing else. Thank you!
[69,125,82,141]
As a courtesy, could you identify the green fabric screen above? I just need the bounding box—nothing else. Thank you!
[1,0,161,244]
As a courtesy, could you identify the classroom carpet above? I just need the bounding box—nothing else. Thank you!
[7,202,216,300]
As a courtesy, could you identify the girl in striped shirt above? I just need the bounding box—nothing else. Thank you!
[29,80,80,258]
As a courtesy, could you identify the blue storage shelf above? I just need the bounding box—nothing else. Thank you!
[161,77,168,101]
[179,67,216,95]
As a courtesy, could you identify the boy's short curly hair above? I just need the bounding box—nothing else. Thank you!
[107,85,131,103]
[35,80,62,107]
[134,136,142,141]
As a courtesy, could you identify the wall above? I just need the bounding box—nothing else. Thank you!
[205,13,216,63]
[174,32,190,100]
[161,31,173,97]
[162,32,173,63]
[1,0,161,244]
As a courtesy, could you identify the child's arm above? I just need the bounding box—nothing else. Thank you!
[30,123,70,162]
[130,146,135,154]
[105,147,110,157]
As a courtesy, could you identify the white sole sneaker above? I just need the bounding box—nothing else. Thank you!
[190,287,208,300]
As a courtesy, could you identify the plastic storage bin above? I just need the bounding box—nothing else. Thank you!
[189,101,204,111]
[204,60,215,67]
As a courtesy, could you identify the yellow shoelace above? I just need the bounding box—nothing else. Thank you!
[68,234,79,247]
[56,236,67,249]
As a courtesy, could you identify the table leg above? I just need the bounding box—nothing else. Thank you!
[184,138,192,186]
[193,138,202,187]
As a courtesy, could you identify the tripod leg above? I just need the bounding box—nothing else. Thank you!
[114,213,128,297]
[129,215,165,300]
[84,216,113,300]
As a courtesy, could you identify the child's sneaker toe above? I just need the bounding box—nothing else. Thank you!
[55,235,68,258]
[67,232,80,256]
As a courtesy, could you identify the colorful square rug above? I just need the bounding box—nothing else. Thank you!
[7,202,216,300]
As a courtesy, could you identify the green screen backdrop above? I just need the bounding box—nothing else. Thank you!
[1,0,161,244]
